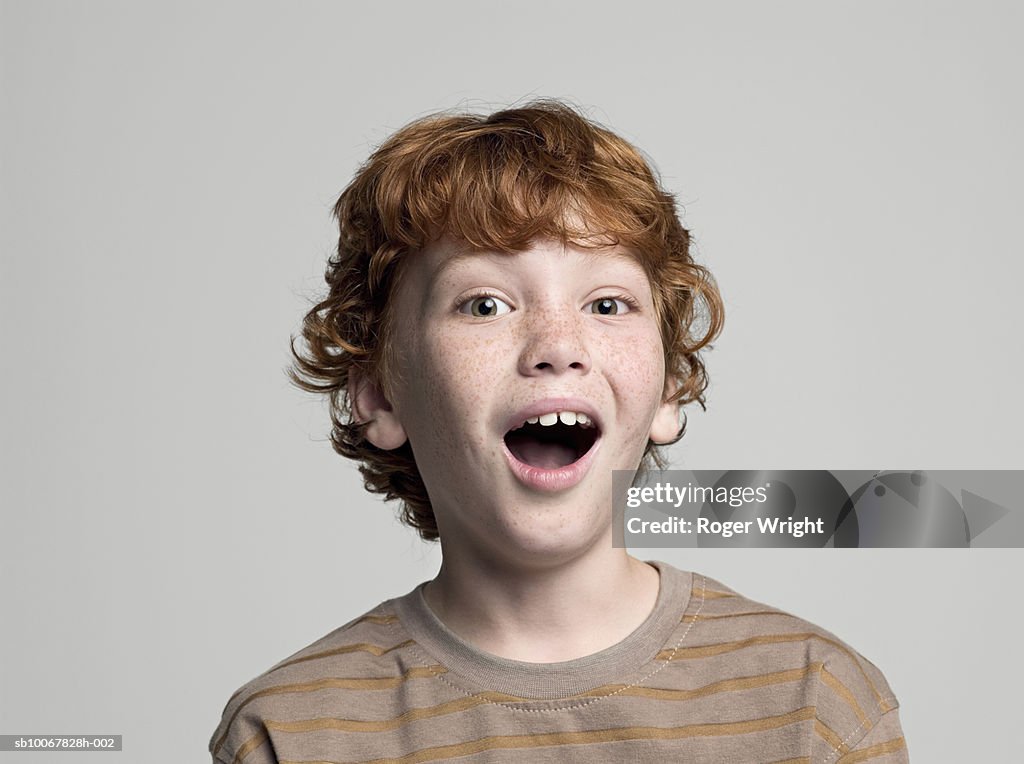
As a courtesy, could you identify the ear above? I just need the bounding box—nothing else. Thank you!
[348,369,408,450]
[648,377,683,445]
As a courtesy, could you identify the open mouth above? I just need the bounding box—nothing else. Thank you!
[503,411,601,470]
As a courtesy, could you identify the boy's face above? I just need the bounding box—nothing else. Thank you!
[367,237,679,565]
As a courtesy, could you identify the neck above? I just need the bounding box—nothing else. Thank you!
[422,540,660,663]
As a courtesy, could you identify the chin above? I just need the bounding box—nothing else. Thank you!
[488,506,610,566]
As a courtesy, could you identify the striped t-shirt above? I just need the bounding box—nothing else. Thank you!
[210,561,907,763]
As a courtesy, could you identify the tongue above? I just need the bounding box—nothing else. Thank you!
[508,437,578,469]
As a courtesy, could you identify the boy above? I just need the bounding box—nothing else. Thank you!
[210,100,907,763]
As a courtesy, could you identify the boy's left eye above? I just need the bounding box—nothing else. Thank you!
[588,298,631,315]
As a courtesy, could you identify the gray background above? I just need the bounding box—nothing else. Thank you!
[1,1,1020,761]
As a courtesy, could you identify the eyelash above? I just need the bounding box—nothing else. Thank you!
[597,293,642,313]
[455,292,641,315]
[456,292,513,317]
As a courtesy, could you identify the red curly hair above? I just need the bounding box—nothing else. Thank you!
[288,100,724,541]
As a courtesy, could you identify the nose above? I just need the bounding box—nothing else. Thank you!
[517,307,592,377]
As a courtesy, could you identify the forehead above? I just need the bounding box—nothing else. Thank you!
[408,236,652,291]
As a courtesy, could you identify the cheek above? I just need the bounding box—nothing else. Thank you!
[596,324,667,458]
[414,329,507,419]
[599,325,666,400]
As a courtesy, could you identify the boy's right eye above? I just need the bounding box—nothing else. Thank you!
[459,295,512,318]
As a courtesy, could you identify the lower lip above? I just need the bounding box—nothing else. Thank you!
[501,438,602,493]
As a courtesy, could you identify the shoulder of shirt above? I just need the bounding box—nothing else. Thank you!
[208,597,413,764]
[687,572,900,721]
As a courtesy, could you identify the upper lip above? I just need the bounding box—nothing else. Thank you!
[502,397,604,434]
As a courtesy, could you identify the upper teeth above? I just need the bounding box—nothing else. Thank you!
[522,411,594,428]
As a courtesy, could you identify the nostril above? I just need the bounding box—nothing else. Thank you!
[529,359,588,373]
[521,341,591,375]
